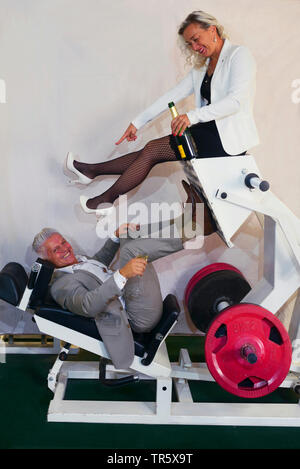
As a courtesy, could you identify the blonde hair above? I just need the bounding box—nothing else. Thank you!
[178,10,228,69]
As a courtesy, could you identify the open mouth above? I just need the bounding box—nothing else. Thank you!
[198,46,207,55]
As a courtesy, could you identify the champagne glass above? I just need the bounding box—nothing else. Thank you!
[130,254,148,296]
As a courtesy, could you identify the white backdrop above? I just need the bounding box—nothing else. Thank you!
[0,0,300,334]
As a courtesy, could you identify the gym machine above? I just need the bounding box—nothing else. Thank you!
[1,154,300,426]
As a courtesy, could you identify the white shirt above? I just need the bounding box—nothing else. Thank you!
[58,233,127,291]
[59,255,127,291]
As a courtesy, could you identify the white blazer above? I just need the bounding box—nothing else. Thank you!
[132,39,259,155]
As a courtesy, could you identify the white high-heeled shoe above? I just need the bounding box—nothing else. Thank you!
[80,195,114,218]
[65,152,93,185]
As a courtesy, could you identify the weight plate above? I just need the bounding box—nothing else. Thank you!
[184,263,251,333]
[205,303,292,398]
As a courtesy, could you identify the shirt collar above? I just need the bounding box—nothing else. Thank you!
[56,255,88,273]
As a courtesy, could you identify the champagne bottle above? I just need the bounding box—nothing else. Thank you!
[168,102,198,159]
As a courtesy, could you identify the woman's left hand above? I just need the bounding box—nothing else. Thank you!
[171,114,191,136]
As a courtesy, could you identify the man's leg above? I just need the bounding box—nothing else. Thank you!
[118,203,203,333]
[119,201,202,264]
[119,241,163,333]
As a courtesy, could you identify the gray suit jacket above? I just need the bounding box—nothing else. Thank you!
[50,231,183,369]
[50,238,135,369]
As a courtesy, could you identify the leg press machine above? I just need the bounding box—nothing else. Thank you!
[1,154,300,426]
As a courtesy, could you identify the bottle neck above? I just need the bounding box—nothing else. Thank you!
[169,105,179,119]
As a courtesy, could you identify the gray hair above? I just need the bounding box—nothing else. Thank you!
[32,228,60,257]
[177,10,228,69]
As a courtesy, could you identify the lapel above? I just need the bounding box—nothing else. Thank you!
[53,268,104,286]
[211,38,231,86]
[210,38,232,102]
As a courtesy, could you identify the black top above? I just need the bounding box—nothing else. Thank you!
[200,72,213,104]
[169,70,247,158]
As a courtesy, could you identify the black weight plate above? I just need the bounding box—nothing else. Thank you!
[188,269,251,333]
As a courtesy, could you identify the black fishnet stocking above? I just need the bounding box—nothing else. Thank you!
[76,136,178,209]
[74,149,141,179]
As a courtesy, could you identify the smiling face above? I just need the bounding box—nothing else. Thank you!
[43,233,78,268]
[182,23,217,58]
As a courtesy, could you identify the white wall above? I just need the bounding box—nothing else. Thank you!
[0,0,300,333]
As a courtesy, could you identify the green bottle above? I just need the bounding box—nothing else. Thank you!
[168,102,198,159]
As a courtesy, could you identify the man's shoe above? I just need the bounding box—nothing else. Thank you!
[190,184,218,236]
[191,184,218,236]
[181,180,193,204]
[180,180,218,236]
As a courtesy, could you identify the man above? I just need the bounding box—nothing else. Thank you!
[32,182,211,368]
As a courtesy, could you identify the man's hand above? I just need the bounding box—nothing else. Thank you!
[119,257,147,279]
[115,123,137,145]
[115,223,140,238]
[171,114,191,136]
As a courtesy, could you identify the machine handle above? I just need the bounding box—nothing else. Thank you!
[27,261,42,289]
[244,173,270,192]
[18,261,43,310]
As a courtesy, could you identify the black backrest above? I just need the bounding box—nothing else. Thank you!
[0,258,56,309]
[0,262,28,306]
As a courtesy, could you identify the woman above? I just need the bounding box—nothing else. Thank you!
[66,10,259,217]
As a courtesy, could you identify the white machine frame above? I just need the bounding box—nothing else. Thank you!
[34,155,300,426]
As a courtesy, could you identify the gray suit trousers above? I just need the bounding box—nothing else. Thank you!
[119,228,183,332]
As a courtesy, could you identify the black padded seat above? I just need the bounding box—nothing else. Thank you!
[35,305,102,341]
[35,293,180,362]
[0,259,180,364]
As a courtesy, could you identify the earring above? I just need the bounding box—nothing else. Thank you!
[214,36,217,43]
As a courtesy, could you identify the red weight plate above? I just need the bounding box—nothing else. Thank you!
[205,303,292,398]
[184,263,244,306]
